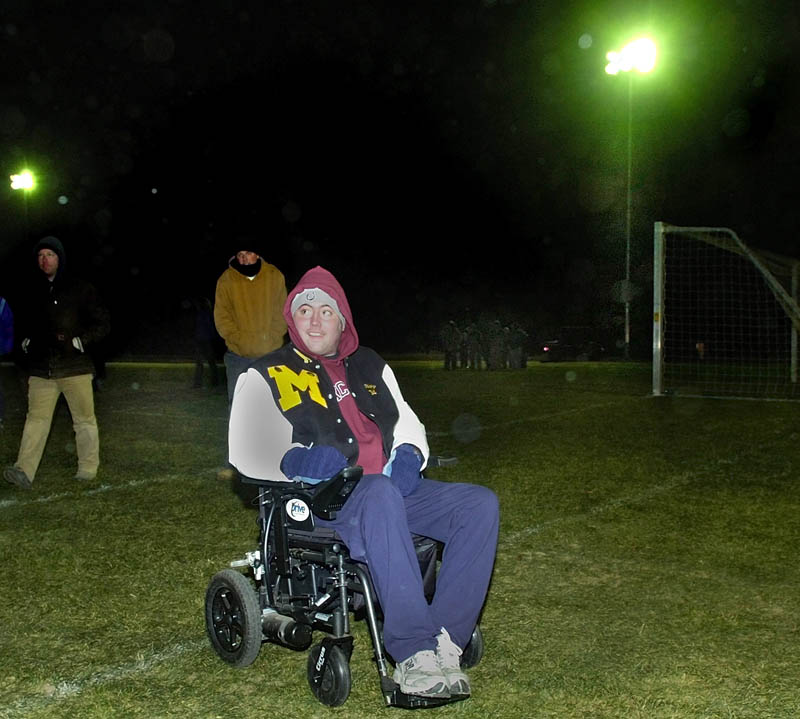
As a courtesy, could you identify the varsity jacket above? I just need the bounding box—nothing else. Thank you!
[228,265,429,481]
[228,342,429,481]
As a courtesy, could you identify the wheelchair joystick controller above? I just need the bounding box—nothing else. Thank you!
[262,609,312,650]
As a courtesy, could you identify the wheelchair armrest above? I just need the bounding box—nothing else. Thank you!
[237,474,316,490]
[310,465,363,520]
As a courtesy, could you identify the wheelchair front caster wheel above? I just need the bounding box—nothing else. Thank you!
[205,569,263,667]
[461,624,484,669]
[307,642,351,706]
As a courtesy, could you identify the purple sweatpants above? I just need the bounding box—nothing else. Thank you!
[317,474,499,663]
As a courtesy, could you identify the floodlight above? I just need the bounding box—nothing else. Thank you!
[605,37,657,75]
[10,170,35,190]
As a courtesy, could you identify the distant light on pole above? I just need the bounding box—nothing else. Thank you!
[605,37,657,359]
[10,169,35,191]
[605,37,657,75]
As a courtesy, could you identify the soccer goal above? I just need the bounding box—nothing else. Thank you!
[652,222,800,401]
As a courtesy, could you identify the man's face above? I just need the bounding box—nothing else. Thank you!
[236,251,258,265]
[293,303,343,357]
[38,249,59,278]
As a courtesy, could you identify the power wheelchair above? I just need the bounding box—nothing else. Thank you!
[204,462,484,708]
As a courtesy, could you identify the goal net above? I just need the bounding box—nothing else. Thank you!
[652,222,800,401]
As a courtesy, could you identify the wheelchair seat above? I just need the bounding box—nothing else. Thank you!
[205,465,483,708]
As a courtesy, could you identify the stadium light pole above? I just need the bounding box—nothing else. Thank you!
[605,37,657,359]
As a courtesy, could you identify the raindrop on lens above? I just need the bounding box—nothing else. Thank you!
[451,414,482,443]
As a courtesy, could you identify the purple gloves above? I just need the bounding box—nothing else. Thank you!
[281,446,349,485]
[384,444,423,496]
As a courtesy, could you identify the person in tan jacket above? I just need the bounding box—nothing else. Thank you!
[214,243,287,479]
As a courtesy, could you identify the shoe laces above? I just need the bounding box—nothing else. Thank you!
[404,649,439,673]
[436,628,462,669]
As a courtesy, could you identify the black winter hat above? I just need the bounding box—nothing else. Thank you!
[34,236,66,265]
[232,235,261,257]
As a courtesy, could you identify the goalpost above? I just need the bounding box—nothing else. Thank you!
[653,222,800,401]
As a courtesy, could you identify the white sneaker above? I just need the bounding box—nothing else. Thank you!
[436,628,471,696]
[393,649,450,698]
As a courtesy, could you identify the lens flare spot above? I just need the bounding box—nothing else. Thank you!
[451,414,482,444]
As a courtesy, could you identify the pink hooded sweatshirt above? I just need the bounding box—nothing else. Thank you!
[284,266,384,474]
[228,266,429,480]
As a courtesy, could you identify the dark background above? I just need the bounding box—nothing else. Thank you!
[2,0,798,358]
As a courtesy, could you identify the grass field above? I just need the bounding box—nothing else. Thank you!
[1,361,799,718]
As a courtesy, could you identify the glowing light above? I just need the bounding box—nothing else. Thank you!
[10,170,35,190]
[605,37,657,75]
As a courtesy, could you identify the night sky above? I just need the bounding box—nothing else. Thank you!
[2,0,798,356]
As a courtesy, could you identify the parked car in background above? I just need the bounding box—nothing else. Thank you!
[540,326,608,361]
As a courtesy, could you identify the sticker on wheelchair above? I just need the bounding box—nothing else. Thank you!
[285,498,315,530]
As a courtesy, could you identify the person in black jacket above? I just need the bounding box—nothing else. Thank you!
[3,236,110,490]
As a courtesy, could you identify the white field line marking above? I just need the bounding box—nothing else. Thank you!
[501,471,695,547]
[426,401,621,437]
[0,639,205,718]
[111,399,626,434]
[0,470,219,511]
[500,431,789,547]
[109,407,228,422]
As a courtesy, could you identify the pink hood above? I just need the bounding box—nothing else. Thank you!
[284,266,359,359]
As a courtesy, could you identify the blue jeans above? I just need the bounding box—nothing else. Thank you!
[318,475,499,663]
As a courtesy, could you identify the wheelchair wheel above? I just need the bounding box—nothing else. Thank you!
[205,569,263,667]
[307,643,351,707]
[461,625,484,669]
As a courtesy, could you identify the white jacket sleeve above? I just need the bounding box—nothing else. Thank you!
[228,368,299,480]
[381,363,430,469]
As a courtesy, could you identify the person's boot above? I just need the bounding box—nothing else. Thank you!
[3,466,32,490]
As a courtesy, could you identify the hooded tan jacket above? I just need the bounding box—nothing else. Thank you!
[213,258,287,358]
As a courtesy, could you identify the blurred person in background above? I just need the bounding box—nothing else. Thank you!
[192,296,220,389]
[0,294,14,430]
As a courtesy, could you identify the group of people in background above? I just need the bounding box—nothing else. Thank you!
[1,234,289,489]
[1,231,532,495]
[439,317,528,371]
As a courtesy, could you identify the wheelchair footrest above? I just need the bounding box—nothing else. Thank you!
[381,676,468,710]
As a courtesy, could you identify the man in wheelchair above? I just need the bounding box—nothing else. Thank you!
[227,266,499,701]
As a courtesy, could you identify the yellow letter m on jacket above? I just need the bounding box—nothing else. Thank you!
[267,365,328,411]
